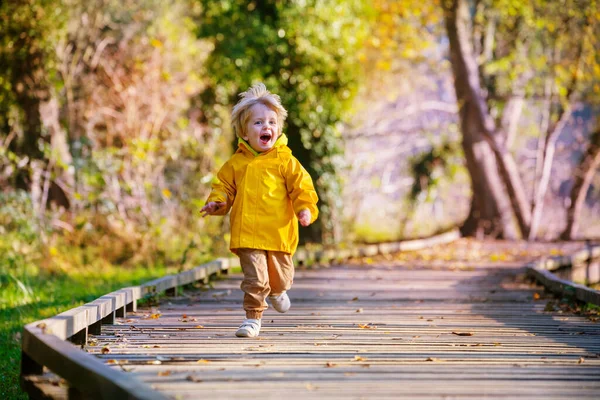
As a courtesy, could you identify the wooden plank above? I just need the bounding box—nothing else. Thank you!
[83,244,600,399]
[21,326,168,400]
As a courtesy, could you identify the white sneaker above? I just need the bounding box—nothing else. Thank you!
[269,292,291,313]
[235,318,261,337]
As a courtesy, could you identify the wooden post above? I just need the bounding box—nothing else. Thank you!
[126,300,137,313]
[115,306,126,318]
[101,311,115,325]
[68,327,88,346]
[88,320,102,335]
[20,351,43,376]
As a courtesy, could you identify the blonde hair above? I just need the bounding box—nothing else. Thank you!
[231,83,288,139]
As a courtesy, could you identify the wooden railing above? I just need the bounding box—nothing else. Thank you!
[20,230,461,399]
[526,243,600,306]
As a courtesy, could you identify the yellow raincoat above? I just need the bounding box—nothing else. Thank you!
[206,134,318,255]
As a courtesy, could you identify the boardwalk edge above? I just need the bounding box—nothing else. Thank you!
[525,244,600,306]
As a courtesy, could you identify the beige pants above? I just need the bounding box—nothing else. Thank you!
[236,248,294,319]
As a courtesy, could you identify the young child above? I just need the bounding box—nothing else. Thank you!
[200,83,319,338]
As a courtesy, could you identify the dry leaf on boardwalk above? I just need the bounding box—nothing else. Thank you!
[452,331,474,336]
[358,323,377,329]
[186,375,203,382]
[101,346,110,354]
[158,370,172,376]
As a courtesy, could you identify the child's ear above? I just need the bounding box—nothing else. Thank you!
[242,135,248,141]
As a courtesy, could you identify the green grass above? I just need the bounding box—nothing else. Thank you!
[0,264,172,400]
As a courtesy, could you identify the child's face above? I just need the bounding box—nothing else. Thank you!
[243,103,279,153]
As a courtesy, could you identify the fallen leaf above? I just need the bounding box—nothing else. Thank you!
[197,359,211,364]
[101,347,110,354]
[353,355,367,362]
[325,362,336,367]
[351,297,359,301]
[186,375,203,382]
[356,308,363,313]
[578,357,585,364]
[452,331,474,336]
[426,357,440,362]
[158,371,172,376]
[358,323,377,329]
[533,293,541,300]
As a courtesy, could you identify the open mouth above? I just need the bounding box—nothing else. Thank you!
[260,133,272,143]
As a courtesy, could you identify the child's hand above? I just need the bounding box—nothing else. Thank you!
[297,209,311,227]
[200,201,226,217]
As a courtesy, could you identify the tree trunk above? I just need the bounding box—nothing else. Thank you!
[443,0,519,238]
[561,129,600,240]
[529,39,583,240]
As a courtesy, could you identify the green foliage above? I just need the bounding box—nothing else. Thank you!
[408,140,462,202]
[476,0,600,121]
[0,0,68,128]
[196,0,371,244]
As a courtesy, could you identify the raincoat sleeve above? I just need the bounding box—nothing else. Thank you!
[206,160,236,216]
[284,156,319,224]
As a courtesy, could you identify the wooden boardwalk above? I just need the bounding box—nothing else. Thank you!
[85,246,600,399]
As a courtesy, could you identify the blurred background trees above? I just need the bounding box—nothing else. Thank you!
[1,0,599,277]
[195,0,370,245]
[442,0,600,240]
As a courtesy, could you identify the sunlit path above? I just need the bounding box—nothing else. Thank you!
[86,242,600,399]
